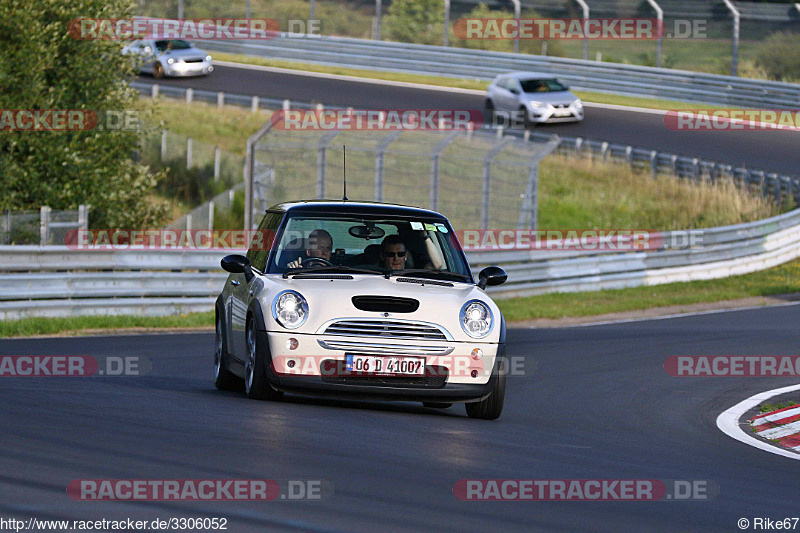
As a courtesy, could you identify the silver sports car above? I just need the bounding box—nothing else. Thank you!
[485,71,584,127]
[122,39,213,78]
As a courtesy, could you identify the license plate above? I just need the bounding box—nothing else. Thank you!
[345,354,425,375]
[554,109,570,117]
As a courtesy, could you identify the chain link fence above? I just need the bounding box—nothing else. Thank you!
[249,127,560,231]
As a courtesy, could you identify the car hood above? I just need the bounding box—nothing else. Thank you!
[255,274,503,344]
[521,90,578,105]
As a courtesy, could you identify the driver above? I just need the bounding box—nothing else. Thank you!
[287,229,332,268]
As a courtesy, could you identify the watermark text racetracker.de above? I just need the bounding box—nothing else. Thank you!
[67,479,331,501]
[454,479,716,501]
[665,356,800,377]
[0,110,141,132]
[0,356,149,377]
[64,229,704,252]
[0,516,229,532]
[665,110,800,132]
[453,18,706,40]
[270,109,483,131]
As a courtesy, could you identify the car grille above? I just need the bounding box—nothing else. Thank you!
[322,319,449,341]
[319,360,448,388]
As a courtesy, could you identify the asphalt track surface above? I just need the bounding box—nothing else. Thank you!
[140,65,800,176]
[3,304,800,531]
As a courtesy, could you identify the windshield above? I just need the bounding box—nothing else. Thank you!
[267,214,472,282]
[519,78,568,93]
[154,39,193,51]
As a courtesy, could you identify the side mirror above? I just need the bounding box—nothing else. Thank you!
[478,266,507,290]
[509,87,519,95]
[221,254,253,281]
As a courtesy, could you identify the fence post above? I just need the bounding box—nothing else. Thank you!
[187,138,193,170]
[186,88,193,104]
[78,204,89,233]
[283,99,290,111]
[374,0,382,40]
[601,141,609,162]
[161,130,167,162]
[625,146,633,166]
[208,200,215,231]
[650,150,658,179]
[251,95,259,113]
[481,138,512,230]
[39,206,51,246]
[375,130,402,202]
[217,92,225,109]
[214,147,221,181]
[151,84,159,99]
[186,212,192,231]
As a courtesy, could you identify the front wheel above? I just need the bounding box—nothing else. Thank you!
[465,359,506,420]
[153,62,164,79]
[245,316,283,401]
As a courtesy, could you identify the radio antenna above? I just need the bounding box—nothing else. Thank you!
[342,145,348,201]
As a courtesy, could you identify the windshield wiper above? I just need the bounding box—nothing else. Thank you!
[389,269,471,283]
[283,266,384,278]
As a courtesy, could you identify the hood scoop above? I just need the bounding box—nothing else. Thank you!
[352,296,419,313]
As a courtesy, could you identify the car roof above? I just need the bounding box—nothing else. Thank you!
[497,71,557,81]
[268,200,448,219]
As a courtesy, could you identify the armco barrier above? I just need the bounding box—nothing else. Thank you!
[201,35,800,108]
[2,207,800,319]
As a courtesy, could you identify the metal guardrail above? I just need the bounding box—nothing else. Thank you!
[201,35,800,108]
[2,207,800,318]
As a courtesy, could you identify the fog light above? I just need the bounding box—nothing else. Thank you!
[471,370,478,378]
[286,338,298,350]
[471,348,483,361]
[287,359,296,368]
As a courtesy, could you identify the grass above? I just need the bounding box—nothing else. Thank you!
[497,257,800,322]
[757,401,799,415]
[0,312,214,338]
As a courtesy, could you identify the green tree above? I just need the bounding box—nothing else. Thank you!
[0,0,168,228]
[384,0,444,45]
[755,31,800,81]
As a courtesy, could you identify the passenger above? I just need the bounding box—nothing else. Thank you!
[380,232,443,271]
[287,229,332,268]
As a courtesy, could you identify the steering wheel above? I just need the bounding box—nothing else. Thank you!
[303,257,333,268]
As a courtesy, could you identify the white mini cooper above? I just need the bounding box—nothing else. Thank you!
[215,201,508,419]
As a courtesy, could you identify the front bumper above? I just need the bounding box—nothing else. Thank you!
[527,104,583,123]
[165,62,213,77]
[262,330,504,403]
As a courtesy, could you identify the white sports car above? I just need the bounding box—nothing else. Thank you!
[215,200,509,419]
[122,39,213,78]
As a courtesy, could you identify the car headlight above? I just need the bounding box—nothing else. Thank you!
[166,58,174,64]
[460,300,493,339]
[272,290,309,329]
[528,101,544,108]
[205,55,212,61]
[573,99,583,108]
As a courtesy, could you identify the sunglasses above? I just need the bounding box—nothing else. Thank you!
[384,251,407,258]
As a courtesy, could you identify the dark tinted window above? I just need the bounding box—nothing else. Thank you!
[519,78,568,93]
[154,39,192,51]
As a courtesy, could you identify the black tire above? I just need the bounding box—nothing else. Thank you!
[153,62,164,79]
[214,314,243,391]
[423,402,453,409]
[245,315,283,401]
[465,359,506,420]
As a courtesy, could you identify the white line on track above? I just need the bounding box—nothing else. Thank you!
[717,383,800,461]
